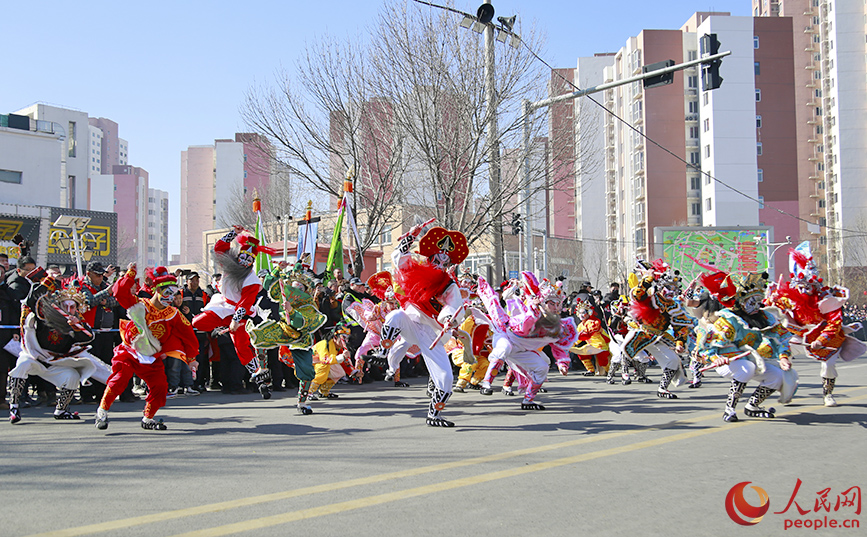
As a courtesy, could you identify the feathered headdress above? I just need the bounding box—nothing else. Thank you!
[366,271,396,301]
[788,241,821,285]
[237,234,280,257]
[540,278,565,306]
[699,271,737,309]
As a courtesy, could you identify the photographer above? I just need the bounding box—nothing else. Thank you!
[181,271,212,392]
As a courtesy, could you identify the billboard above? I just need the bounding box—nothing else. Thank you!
[655,226,772,284]
[0,214,41,262]
[47,207,117,267]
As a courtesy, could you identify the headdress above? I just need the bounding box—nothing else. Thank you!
[417,227,469,266]
[540,278,566,306]
[149,267,178,290]
[789,241,821,285]
[367,271,396,300]
[729,272,769,304]
[236,234,280,267]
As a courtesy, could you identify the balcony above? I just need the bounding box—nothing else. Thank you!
[804,25,817,34]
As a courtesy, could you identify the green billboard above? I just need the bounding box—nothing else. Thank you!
[655,226,772,284]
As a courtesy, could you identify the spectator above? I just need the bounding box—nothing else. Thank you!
[0,264,16,409]
[206,273,221,297]
[0,253,9,271]
[165,292,199,396]
[181,272,212,392]
[76,261,134,403]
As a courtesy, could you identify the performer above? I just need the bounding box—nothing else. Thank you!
[608,260,692,399]
[8,273,111,423]
[766,243,866,407]
[193,226,278,398]
[570,295,612,377]
[476,273,579,410]
[309,324,352,400]
[699,270,798,422]
[379,221,470,427]
[247,265,326,415]
[351,271,414,387]
[95,265,199,430]
[448,313,492,392]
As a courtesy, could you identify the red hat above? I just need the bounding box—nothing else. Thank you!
[150,266,178,289]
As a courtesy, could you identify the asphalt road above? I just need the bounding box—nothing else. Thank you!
[3,356,866,537]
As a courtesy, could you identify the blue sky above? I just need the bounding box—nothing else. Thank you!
[1,0,748,256]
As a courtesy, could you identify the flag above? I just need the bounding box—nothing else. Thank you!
[325,198,346,280]
[253,195,270,273]
[343,194,364,274]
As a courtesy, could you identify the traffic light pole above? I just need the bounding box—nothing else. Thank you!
[520,50,730,273]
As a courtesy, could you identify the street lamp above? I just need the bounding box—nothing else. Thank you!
[754,235,792,276]
[53,215,92,276]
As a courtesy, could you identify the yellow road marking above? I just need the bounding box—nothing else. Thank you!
[26,387,867,537]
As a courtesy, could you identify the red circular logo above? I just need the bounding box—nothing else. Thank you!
[725,482,770,526]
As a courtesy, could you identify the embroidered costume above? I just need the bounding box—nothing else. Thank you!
[95,266,198,431]
[8,275,110,423]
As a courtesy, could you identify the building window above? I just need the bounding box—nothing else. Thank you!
[688,101,698,114]
[705,198,712,211]
[757,142,763,156]
[816,107,822,116]
[814,70,822,80]
[704,145,711,158]
[690,176,701,190]
[754,36,760,49]
[691,202,701,216]
[68,121,76,158]
[703,118,710,132]
[818,199,826,208]
[703,93,709,106]
[756,115,762,128]
[757,168,763,182]
[758,195,765,209]
[688,50,697,61]
[0,169,23,184]
[690,151,700,165]
[688,75,698,88]
[689,126,699,139]
[754,62,761,75]
[755,89,762,102]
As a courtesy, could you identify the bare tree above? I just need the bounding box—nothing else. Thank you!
[242,0,599,258]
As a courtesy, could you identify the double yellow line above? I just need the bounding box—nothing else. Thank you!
[28,387,867,537]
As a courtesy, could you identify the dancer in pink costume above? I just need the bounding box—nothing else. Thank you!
[476,273,578,410]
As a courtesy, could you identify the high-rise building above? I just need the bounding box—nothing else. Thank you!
[755,0,867,280]
[180,133,273,264]
[111,165,149,267]
[587,12,800,280]
[147,188,169,266]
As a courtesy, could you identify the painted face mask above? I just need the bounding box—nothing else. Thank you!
[158,285,179,306]
[429,253,451,270]
[238,251,255,268]
[60,299,79,316]
[741,295,761,315]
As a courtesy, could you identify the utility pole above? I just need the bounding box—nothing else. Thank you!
[483,0,504,281]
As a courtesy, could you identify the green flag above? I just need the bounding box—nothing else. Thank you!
[325,199,345,280]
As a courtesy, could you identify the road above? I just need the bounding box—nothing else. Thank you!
[3,357,866,537]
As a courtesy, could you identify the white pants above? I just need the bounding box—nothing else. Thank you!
[10,350,111,390]
[489,331,549,386]
[716,359,783,390]
[383,310,453,393]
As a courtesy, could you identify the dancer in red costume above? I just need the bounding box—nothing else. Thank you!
[95,265,199,430]
[766,242,866,407]
[192,225,279,397]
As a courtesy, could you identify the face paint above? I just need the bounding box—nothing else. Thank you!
[158,285,179,306]
[429,253,451,270]
[742,295,760,315]
[238,251,255,268]
[61,300,78,315]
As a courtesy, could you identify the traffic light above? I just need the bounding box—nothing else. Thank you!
[643,60,675,89]
[511,213,523,235]
[700,33,723,91]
